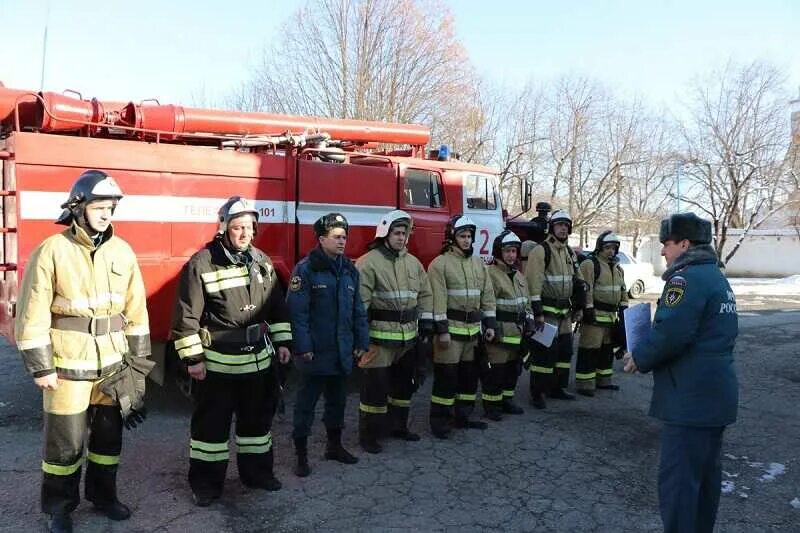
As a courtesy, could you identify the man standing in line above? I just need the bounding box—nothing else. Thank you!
[624,212,738,533]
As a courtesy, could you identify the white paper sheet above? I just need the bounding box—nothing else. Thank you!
[624,303,652,355]
[531,322,558,348]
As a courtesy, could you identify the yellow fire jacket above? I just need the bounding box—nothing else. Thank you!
[15,223,150,380]
[487,261,532,347]
[428,248,496,340]
[524,235,586,318]
[581,254,628,325]
[356,244,434,346]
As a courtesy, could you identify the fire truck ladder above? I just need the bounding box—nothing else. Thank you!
[0,149,16,274]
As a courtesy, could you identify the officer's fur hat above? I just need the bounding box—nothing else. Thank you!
[659,212,712,244]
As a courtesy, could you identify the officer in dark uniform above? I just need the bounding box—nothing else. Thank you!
[287,213,370,477]
[624,212,738,533]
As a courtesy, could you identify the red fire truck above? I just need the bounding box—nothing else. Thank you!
[0,84,521,377]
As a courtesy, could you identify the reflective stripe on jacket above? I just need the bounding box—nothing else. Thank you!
[15,223,150,380]
[355,244,433,347]
[524,235,584,316]
[487,262,531,347]
[427,248,496,339]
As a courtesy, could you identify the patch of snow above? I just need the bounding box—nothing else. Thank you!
[790,497,800,509]
[724,454,738,460]
[721,481,736,494]
[738,492,748,499]
[760,463,786,482]
[748,462,764,468]
[723,471,739,478]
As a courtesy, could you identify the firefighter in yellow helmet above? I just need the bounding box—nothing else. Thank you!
[524,210,587,408]
[427,215,496,438]
[15,170,151,532]
[482,230,533,420]
[355,210,433,453]
[171,196,292,507]
[575,231,628,395]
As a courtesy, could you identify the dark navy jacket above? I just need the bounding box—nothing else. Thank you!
[633,245,739,427]
[287,247,369,375]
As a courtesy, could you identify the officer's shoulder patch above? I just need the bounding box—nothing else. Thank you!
[667,275,687,287]
[290,275,303,292]
[663,286,685,307]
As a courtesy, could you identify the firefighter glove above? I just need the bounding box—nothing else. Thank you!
[583,307,596,324]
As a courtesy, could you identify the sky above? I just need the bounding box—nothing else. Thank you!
[1,0,798,109]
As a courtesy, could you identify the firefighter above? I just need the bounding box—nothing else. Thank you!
[524,209,586,408]
[171,196,292,507]
[355,210,434,453]
[427,215,496,439]
[575,231,628,396]
[483,231,533,420]
[15,170,151,533]
[287,213,369,477]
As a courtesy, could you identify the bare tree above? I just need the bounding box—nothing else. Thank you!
[229,0,476,129]
[677,60,791,265]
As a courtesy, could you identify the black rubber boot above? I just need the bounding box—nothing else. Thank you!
[502,398,524,414]
[324,428,359,464]
[92,500,131,521]
[358,414,383,454]
[548,388,576,400]
[389,406,420,441]
[293,437,311,478]
[530,392,547,409]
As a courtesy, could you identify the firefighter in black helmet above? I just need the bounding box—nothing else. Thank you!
[482,230,533,419]
[427,215,496,438]
[16,170,151,532]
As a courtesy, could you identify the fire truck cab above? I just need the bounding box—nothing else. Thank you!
[0,85,507,380]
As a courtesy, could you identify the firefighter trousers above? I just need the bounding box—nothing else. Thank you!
[189,369,278,499]
[482,344,521,414]
[359,345,416,442]
[41,379,121,516]
[529,315,574,396]
[430,337,478,430]
[576,324,615,390]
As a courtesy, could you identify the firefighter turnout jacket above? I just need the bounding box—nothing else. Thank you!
[487,261,531,348]
[428,249,497,338]
[581,255,628,326]
[171,237,291,375]
[356,244,434,346]
[525,235,586,318]
[16,222,151,380]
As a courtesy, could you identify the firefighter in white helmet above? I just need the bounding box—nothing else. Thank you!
[427,215,496,438]
[524,209,588,408]
[575,230,628,395]
[482,230,534,420]
[354,210,433,453]
[16,170,151,532]
[171,196,292,507]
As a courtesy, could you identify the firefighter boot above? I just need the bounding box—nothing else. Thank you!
[548,387,576,400]
[389,405,420,441]
[358,413,383,454]
[324,428,359,464]
[92,500,132,521]
[49,513,73,533]
[293,437,311,478]
[529,373,547,409]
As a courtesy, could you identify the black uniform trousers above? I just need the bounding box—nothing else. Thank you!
[292,373,348,439]
[529,332,573,395]
[359,347,416,440]
[189,368,277,499]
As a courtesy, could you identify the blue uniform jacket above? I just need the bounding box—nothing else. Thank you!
[287,247,369,375]
[633,245,738,427]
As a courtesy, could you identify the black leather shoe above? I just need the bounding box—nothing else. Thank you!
[597,384,620,391]
[192,493,215,507]
[93,500,131,520]
[548,388,576,400]
[294,458,311,478]
[325,445,359,464]
[529,393,547,409]
[49,513,73,533]
[391,429,421,441]
[244,476,282,491]
[577,389,595,397]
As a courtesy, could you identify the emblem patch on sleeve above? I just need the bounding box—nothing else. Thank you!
[664,286,685,307]
[290,275,303,292]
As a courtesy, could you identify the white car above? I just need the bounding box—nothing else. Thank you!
[617,251,654,299]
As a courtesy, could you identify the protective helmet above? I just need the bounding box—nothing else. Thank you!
[375,209,412,239]
[314,212,349,237]
[218,196,259,235]
[56,169,124,225]
[535,201,552,214]
[548,209,572,235]
[444,214,476,242]
[491,230,522,259]
[594,230,621,253]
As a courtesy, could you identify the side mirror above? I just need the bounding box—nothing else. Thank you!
[520,179,532,213]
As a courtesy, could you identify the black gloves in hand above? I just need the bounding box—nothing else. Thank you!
[583,307,596,324]
[123,407,147,430]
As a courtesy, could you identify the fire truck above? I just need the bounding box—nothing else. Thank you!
[0,83,521,379]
